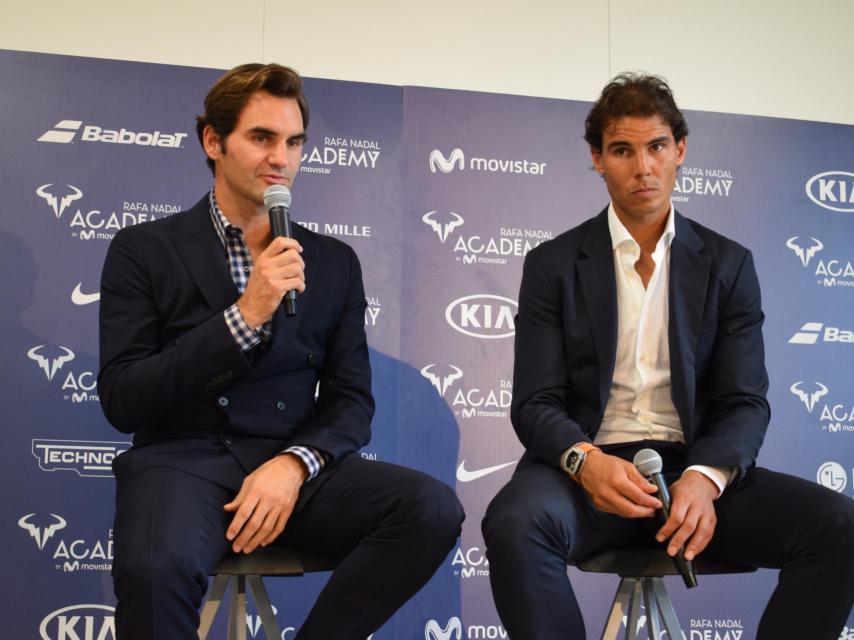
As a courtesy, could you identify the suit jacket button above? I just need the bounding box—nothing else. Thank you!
[276,401,286,411]
[217,396,229,407]
[306,353,317,366]
[223,435,232,446]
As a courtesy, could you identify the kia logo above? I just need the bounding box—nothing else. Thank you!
[805,171,854,213]
[445,294,517,339]
[40,604,115,640]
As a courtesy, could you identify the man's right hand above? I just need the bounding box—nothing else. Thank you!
[238,236,305,329]
[578,451,662,518]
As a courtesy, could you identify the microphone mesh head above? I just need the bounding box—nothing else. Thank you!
[263,184,292,209]
[633,448,663,477]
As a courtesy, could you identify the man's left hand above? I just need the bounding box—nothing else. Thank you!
[224,454,308,554]
[655,470,719,561]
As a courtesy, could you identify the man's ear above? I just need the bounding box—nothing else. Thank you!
[590,148,604,175]
[676,137,687,167]
[202,125,223,161]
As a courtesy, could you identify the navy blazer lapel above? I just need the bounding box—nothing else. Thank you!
[172,197,239,312]
[669,212,711,438]
[577,209,618,405]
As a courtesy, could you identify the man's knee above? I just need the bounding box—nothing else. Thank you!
[114,546,206,598]
[405,475,465,546]
[482,488,565,554]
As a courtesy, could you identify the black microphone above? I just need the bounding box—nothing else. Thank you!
[633,448,698,588]
[263,184,297,317]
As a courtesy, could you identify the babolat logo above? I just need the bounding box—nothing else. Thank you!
[38,118,187,148]
[786,236,854,288]
[788,322,854,345]
[805,171,854,213]
[422,210,551,266]
[39,604,115,640]
[791,382,854,434]
[36,185,180,242]
[428,147,547,176]
[445,294,517,339]
[451,546,489,578]
[364,295,381,327]
[420,364,464,397]
[671,166,734,202]
[32,439,129,478]
[299,136,382,176]
[28,345,98,403]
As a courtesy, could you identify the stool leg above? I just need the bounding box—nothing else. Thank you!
[626,579,643,640]
[247,575,282,640]
[642,578,662,640]
[651,578,684,640]
[227,575,248,640]
[601,578,634,640]
[199,575,231,639]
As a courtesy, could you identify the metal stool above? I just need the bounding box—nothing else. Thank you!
[198,546,338,640]
[574,548,756,640]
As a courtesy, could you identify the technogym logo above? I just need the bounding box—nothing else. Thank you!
[38,119,188,148]
[428,147,547,176]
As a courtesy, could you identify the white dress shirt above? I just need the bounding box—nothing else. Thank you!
[593,203,730,494]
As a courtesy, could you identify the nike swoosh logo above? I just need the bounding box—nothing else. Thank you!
[456,460,516,483]
[71,283,100,305]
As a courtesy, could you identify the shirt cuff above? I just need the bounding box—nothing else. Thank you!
[224,304,262,352]
[283,446,325,481]
[684,465,733,497]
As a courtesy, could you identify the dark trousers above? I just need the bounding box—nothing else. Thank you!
[112,455,464,640]
[482,442,854,640]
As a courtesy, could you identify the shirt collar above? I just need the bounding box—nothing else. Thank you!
[607,201,676,253]
[208,190,242,246]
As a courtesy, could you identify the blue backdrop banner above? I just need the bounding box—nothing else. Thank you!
[1,49,851,639]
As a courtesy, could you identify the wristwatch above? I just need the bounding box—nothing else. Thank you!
[560,443,600,480]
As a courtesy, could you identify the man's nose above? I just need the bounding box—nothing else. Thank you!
[634,150,652,175]
[269,140,290,168]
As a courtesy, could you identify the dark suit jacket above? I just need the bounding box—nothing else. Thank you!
[511,208,769,486]
[98,195,374,491]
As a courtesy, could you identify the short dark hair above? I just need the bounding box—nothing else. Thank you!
[584,72,688,151]
[195,63,310,173]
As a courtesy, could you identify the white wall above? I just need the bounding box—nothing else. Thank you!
[2,0,852,125]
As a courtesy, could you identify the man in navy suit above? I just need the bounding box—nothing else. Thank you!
[98,63,463,640]
[482,73,854,639]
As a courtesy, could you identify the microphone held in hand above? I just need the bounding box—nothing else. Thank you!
[633,448,698,588]
[263,184,297,317]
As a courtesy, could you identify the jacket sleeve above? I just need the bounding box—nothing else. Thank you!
[686,249,770,482]
[510,250,589,467]
[97,227,249,434]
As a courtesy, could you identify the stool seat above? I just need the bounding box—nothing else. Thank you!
[198,546,338,640]
[575,547,756,577]
[572,549,755,640]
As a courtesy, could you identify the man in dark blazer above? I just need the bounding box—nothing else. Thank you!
[482,73,854,639]
[98,63,463,640]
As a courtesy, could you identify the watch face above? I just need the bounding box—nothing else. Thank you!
[566,450,583,475]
